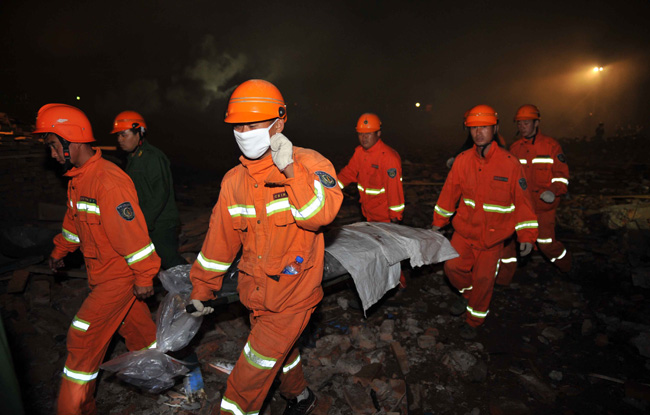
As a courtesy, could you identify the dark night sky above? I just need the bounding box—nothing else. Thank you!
[2,0,649,170]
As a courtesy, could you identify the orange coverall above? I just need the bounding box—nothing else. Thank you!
[433,143,538,327]
[337,139,405,222]
[496,132,571,285]
[190,147,342,414]
[51,150,160,415]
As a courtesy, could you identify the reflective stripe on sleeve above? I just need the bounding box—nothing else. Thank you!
[282,354,301,374]
[519,159,528,164]
[291,180,325,221]
[483,203,515,213]
[62,228,80,244]
[125,242,156,265]
[389,204,405,212]
[466,305,489,319]
[71,316,90,332]
[364,187,386,195]
[463,198,476,208]
[338,180,345,189]
[435,205,454,218]
[197,252,231,272]
[63,366,98,385]
[551,177,569,185]
[537,238,553,244]
[515,220,539,231]
[459,285,473,293]
[228,205,256,217]
[532,157,554,164]
[501,257,517,264]
[243,341,277,370]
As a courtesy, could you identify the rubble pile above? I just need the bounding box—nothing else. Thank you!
[1,134,649,414]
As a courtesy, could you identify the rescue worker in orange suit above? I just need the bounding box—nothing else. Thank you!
[496,105,571,285]
[337,113,407,287]
[432,105,538,339]
[446,110,508,169]
[188,80,343,415]
[36,104,160,415]
[111,111,186,269]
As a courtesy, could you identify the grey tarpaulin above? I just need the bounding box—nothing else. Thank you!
[324,222,458,313]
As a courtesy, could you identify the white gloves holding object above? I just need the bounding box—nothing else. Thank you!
[270,133,294,172]
[519,242,534,257]
[540,190,556,204]
[190,299,214,317]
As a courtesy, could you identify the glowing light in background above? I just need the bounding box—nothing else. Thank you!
[415,102,421,108]
[76,96,81,100]
[592,66,603,72]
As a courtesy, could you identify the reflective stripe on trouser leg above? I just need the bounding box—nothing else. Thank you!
[221,307,315,415]
[496,237,518,286]
[536,208,571,272]
[444,233,476,299]
[465,243,503,328]
[58,279,155,415]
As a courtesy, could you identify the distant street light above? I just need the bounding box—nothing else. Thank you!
[415,102,421,108]
[593,66,603,72]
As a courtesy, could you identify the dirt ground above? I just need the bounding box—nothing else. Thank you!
[2,135,650,414]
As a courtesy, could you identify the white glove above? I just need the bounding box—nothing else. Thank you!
[446,157,455,169]
[540,190,556,204]
[190,299,214,317]
[520,242,534,257]
[269,133,294,171]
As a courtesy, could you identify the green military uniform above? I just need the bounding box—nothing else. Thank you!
[126,140,185,269]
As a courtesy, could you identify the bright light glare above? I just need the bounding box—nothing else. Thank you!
[415,102,421,108]
[593,66,604,72]
[76,96,81,100]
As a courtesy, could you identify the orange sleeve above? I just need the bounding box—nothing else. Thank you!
[190,175,243,301]
[51,199,80,260]
[337,149,360,189]
[433,162,461,227]
[384,151,405,221]
[282,153,343,232]
[512,164,539,244]
[548,142,569,196]
[100,180,161,287]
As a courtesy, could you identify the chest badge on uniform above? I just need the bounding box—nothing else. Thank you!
[116,202,135,221]
[519,178,528,190]
[315,171,336,188]
[387,168,397,178]
[557,153,567,163]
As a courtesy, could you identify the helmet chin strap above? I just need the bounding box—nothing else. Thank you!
[58,137,73,173]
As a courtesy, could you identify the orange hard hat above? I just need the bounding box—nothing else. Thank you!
[356,113,381,133]
[464,105,498,127]
[33,103,95,143]
[224,79,287,124]
[111,110,147,134]
[514,104,541,121]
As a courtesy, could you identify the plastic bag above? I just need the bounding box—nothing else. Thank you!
[100,265,202,393]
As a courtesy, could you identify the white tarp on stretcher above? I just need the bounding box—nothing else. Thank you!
[324,222,458,312]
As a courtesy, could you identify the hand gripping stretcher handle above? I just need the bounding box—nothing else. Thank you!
[185,297,228,313]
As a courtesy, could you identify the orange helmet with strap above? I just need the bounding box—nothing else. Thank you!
[33,103,95,143]
[464,105,498,127]
[224,79,287,124]
[356,113,381,133]
[514,104,541,121]
[111,110,147,134]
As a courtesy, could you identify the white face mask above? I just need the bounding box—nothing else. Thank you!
[233,119,277,159]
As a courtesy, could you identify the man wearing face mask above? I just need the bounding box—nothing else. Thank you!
[432,105,538,339]
[189,79,343,415]
[111,111,185,269]
[36,104,160,414]
[496,105,571,285]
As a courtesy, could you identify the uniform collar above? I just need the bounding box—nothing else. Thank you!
[129,139,148,158]
[239,153,277,178]
[362,138,384,153]
[65,148,102,177]
[473,141,497,161]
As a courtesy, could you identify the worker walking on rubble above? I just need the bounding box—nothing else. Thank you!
[111,110,186,269]
[188,79,343,415]
[337,113,407,286]
[37,104,160,415]
[433,105,538,339]
[496,105,571,285]
[446,109,508,169]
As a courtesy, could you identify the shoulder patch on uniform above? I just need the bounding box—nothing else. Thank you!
[116,202,135,221]
[387,168,397,178]
[493,176,508,182]
[315,171,336,188]
[519,178,528,190]
[557,153,567,163]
